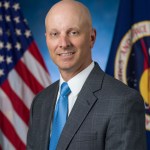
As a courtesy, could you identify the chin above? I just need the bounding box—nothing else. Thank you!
[59,66,73,71]
[58,61,74,68]
[59,63,77,72]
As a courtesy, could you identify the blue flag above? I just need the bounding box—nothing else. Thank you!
[106,0,150,149]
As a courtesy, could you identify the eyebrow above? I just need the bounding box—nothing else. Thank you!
[67,27,80,31]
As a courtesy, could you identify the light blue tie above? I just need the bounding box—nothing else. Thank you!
[49,82,71,150]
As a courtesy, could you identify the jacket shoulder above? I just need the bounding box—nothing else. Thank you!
[103,73,140,96]
[31,80,59,107]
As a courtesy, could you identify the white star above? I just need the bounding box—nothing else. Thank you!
[5,15,11,22]
[15,42,21,51]
[14,17,20,23]
[0,28,3,35]
[15,29,21,36]
[0,69,4,77]
[6,42,12,50]
[0,15,3,21]
[13,3,20,11]
[0,55,4,63]
[0,41,4,49]
[4,2,10,9]
[6,56,12,64]
[24,30,31,38]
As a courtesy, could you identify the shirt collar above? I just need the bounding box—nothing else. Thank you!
[59,62,94,97]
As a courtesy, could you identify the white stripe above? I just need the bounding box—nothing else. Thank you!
[0,88,28,145]
[0,129,15,150]
[21,50,51,87]
[8,69,35,109]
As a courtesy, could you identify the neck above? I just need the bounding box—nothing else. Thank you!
[60,61,92,81]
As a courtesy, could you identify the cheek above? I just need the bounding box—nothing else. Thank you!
[46,40,53,49]
[73,37,87,48]
[46,39,57,53]
[46,42,56,60]
[78,38,91,52]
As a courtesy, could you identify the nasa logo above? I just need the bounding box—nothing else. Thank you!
[114,21,150,131]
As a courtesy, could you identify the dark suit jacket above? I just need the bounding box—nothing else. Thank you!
[27,63,147,150]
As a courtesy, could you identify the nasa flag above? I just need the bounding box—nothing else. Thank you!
[106,0,150,149]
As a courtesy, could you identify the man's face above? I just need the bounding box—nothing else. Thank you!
[45,7,96,79]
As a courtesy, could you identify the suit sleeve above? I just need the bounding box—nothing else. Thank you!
[105,91,147,150]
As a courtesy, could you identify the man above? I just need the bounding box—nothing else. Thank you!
[27,1,147,150]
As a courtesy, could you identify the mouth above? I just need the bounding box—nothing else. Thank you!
[58,52,75,57]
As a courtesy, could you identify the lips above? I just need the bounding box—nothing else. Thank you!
[58,52,75,56]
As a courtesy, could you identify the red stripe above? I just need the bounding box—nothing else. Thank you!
[0,111,26,150]
[140,39,150,69]
[15,60,44,94]
[1,80,29,125]
[28,42,49,73]
[140,39,150,105]
[0,144,2,150]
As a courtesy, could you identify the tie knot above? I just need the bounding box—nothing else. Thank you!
[60,82,71,96]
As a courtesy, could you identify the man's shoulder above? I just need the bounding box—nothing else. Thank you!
[39,80,59,95]
[103,73,141,97]
[87,62,140,97]
[31,80,59,105]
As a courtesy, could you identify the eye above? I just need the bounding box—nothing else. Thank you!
[69,30,79,36]
[50,32,59,37]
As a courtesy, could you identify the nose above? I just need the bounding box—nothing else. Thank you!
[58,35,71,49]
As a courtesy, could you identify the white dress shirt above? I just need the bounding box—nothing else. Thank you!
[57,62,94,116]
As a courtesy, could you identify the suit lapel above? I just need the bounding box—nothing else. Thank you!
[39,81,59,150]
[57,63,105,150]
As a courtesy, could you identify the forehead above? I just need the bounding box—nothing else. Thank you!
[47,13,84,27]
[46,9,83,30]
[45,3,91,31]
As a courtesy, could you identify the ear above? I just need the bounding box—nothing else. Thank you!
[45,32,49,38]
[90,28,96,48]
[45,32,49,46]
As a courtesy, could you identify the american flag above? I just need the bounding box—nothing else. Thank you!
[0,0,51,149]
